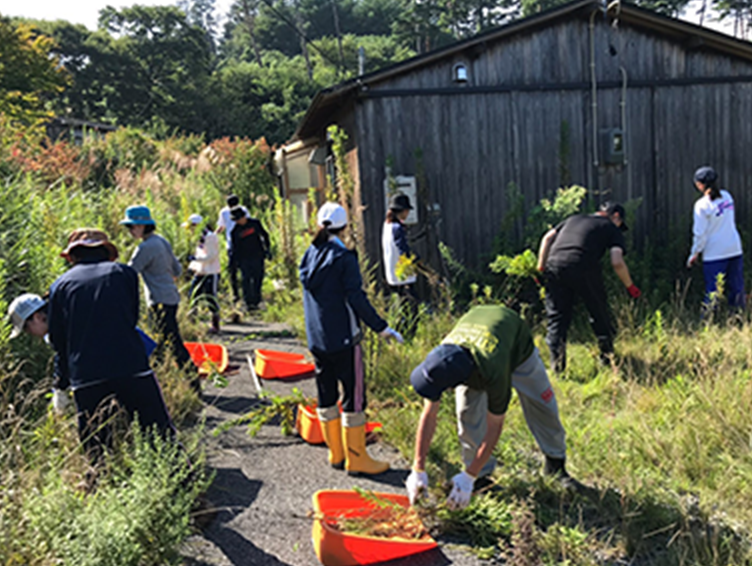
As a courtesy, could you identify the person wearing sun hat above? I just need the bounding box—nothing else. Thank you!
[47,227,175,465]
[405,304,571,510]
[184,213,221,333]
[121,205,199,392]
[299,202,404,475]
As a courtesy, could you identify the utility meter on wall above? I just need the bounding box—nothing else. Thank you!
[600,128,625,165]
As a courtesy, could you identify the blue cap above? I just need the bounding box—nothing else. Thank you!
[694,166,717,186]
[410,344,476,401]
[119,205,155,226]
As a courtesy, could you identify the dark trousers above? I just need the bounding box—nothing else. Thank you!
[544,268,615,372]
[227,248,240,303]
[237,256,264,310]
[389,283,419,337]
[312,344,365,414]
[150,303,192,370]
[189,274,220,314]
[73,373,175,464]
[702,255,745,309]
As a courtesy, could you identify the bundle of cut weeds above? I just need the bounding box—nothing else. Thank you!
[324,489,430,540]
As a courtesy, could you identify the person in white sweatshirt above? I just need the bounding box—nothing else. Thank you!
[687,166,745,309]
[185,214,222,333]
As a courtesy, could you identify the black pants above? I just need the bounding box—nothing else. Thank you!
[389,283,419,337]
[227,248,240,303]
[150,303,193,370]
[544,268,615,372]
[73,373,175,464]
[237,256,264,310]
[312,345,365,414]
[189,274,220,314]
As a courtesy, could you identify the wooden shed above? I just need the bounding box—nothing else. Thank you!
[293,0,752,270]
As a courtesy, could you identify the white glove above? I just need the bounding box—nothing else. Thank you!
[446,471,475,510]
[52,388,72,415]
[406,470,429,505]
[379,327,404,344]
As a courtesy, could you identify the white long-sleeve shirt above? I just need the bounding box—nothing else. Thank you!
[689,190,743,262]
[189,229,221,275]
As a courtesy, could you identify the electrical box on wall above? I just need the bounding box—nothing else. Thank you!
[600,128,625,165]
[383,175,418,225]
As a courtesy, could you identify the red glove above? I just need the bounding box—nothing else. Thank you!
[627,284,641,299]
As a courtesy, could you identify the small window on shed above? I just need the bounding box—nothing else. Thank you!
[453,63,469,84]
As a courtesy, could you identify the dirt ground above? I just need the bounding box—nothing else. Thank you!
[181,319,488,566]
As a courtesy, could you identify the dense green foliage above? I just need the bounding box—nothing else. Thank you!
[7,0,744,143]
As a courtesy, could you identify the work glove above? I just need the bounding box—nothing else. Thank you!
[52,388,72,415]
[626,284,641,299]
[446,471,475,510]
[406,470,429,505]
[379,327,404,344]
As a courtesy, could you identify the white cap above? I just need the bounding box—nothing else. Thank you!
[8,293,46,339]
[182,213,203,228]
[317,202,347,230]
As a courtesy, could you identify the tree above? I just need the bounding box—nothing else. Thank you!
[0,17,69,126]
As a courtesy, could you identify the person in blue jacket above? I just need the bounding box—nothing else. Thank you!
[47,228,175,467]
[299,202,403,475]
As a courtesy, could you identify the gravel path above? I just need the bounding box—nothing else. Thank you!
[181,319,487,566]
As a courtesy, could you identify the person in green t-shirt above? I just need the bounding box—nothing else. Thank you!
[406,305,570,509]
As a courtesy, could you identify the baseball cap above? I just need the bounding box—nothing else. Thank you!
[317,202,348,230]
[694,166,718,185]
[410,344,476,401]
[226,194,240,207]
[61,228,119,262]
[388,193,413,211]
[182,213,203,228]
[600,201,628,232]
[230,206,246,221]
[8,293,47,339]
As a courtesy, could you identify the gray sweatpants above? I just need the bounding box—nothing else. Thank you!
[455,347,567,477]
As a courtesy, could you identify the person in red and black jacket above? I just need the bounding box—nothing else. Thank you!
[230,206,271,311]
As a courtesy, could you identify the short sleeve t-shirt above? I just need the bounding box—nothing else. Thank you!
[441,305,534,415]
[546,214,626,272]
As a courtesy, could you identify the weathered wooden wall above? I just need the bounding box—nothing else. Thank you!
[351,15,752,269]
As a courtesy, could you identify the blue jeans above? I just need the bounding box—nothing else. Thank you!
[703,255,745,309]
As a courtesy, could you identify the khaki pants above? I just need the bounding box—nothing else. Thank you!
[455,347,567,477]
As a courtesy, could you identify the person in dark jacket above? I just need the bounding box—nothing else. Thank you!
[300,202,403,475]
[537,202,641,372]
[47,228,175,465]
[230,206,271,311]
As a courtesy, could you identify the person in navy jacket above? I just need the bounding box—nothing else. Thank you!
[48,228,175,467]
[300,202,403,475]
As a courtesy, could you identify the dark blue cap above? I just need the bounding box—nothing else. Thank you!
[694,166,718,185]
[410,344,476,401]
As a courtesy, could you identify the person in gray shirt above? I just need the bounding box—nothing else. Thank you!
[120,205,199,393]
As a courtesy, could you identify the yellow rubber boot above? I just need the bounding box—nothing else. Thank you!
[317,407,344,469]
[342,412,389,476]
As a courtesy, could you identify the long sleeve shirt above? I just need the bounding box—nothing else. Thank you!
[382,220,418,286]
[128,233,182,306]
[189,228,221,275]
[48,260,151,390]
[689,190,743,262]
